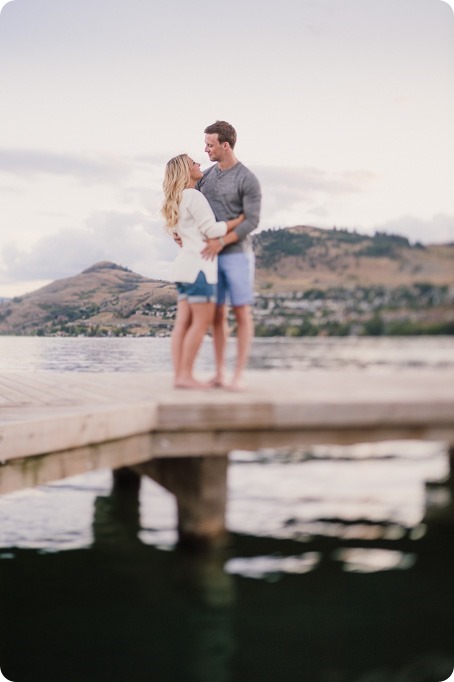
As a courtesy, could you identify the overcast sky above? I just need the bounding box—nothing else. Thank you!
[1,0,453,296]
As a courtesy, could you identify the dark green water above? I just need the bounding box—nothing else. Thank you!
[1,480,453,682]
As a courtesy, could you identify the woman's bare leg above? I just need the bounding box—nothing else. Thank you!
[171,300,191,383]
[175,301,215,389]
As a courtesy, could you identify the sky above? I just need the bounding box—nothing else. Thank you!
[0,0,454,297]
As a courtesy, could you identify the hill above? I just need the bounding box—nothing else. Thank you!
[0,226,453,336]
[253,226,454,291]
[0,261,175,336]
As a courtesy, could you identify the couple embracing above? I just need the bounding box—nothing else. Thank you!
[161,120,262,391]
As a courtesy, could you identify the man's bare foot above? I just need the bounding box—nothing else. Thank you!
[225,377,247,392]
[208,375,226,388]
[174,377,211,389]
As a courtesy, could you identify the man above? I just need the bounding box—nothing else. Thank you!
[199,120,261,390]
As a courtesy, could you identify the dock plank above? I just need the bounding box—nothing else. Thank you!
[1,368,454,496]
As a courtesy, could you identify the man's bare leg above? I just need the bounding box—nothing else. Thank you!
[211,304,229,387]
[228,304,253,391]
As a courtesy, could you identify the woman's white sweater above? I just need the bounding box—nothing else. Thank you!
[169,188,227,284]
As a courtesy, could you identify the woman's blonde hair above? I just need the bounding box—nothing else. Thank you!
[161,154,191,232]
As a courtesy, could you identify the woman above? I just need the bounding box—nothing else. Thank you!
[161,154,243,388]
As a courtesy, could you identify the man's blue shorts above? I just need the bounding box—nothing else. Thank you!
[217,252,255,307]
[176,270,216,303]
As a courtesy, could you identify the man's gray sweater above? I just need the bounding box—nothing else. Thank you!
[197,162,261,255]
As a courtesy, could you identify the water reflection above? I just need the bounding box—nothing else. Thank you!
[171,552,235,682]
[1,470,453,682]
[92,470,236,682]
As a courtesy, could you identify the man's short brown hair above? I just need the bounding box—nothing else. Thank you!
[204,120,237,149]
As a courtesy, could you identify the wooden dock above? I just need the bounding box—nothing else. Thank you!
[1,369,454,546]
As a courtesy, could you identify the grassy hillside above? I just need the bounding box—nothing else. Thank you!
[253,226,454,291]
[1,226,453,336]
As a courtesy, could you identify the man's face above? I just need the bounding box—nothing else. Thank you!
[204,133,226,162]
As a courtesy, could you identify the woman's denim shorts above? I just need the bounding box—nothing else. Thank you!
[176,270,217,303]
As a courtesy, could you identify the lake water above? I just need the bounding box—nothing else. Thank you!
[1,336,454,682]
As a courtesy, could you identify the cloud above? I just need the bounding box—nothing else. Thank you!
[1,209,176,284]
[254,165,374,199]
[0,184,24,196]
[374,214,454,245]
[0,149,131,183]
[253,164,375,228]
[135,154,172,168]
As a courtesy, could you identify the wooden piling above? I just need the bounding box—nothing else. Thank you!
[134,457,229,549]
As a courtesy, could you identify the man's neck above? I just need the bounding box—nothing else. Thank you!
[217,153,238,171]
